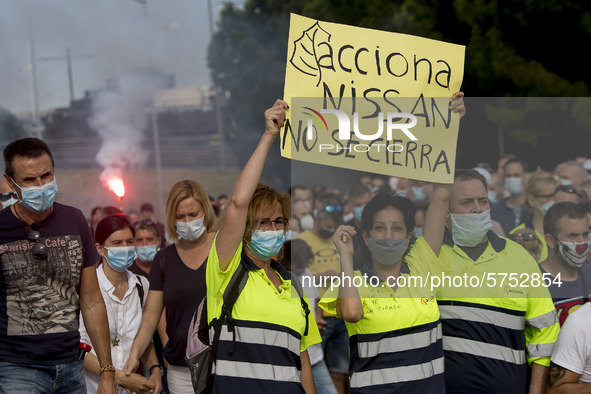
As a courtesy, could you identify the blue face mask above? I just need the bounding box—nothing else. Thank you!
[11,177,58,212]
[353,205,365,223]
[561,179,573,186]
[412,227,423,238]
[247,230,285,261]
[1,192,18,209]
[487,191,498,205]
[136,244,158,262]
[412,186,426,202]
[504,177,524,195]
[103,246,136,272]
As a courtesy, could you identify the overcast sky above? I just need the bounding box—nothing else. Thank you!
[0,0,228,116]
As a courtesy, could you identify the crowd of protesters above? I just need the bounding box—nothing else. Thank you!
[2,94,591,393]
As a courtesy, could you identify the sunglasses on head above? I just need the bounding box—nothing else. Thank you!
[322,205,343,214]
[554,185,586,200]
[512,232,537,243]
[0,192,17,202]
[26,224,47,259]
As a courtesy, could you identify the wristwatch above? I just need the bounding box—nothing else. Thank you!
[149,364,164,375]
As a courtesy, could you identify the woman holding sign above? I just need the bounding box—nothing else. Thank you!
[207,99,321,393]
[319,93,464,394]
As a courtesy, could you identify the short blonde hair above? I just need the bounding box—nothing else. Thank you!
[524,170,560,210]
[243,183,290,242]
[165,180,215,241]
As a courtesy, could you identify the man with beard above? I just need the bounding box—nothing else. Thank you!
[539,202,591,326]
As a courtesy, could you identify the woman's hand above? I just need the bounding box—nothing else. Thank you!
[122,356,139,378]
[449,92,466,118]
[115,370,155,393]
[332,225,357,257]
[264,99,288,137]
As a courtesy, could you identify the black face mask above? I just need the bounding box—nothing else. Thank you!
[318,228,334,239]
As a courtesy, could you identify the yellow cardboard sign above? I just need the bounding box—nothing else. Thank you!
[282,14,465,183]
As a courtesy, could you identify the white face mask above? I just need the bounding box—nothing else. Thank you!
[449,210,493,247]
[556,240,590,268]
[300,214,314,231]
[176,217,206,241]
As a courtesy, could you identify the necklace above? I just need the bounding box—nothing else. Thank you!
[106,296,123,347]
[12,203,53,225]
[103,271,125,347]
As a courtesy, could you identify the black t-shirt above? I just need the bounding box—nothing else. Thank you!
[149,244,206,366]
[0,203,99,365]
[539,263,591,326]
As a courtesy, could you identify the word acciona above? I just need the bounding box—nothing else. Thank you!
[305,272,564,293]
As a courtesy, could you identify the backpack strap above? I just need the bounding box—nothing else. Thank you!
[135,275,145,309]
[290,274,310,336]
[206,256,249,386]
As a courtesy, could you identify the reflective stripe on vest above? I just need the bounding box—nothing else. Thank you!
[439,304,525,330]
[350,356,444,388]
[214,359,301,382]
[528,342,554,358]
[443,336,526,364]
[215,324,301,356]
[357,324,441,359]
[526,310,558,329]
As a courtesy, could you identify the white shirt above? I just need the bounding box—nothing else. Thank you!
[79,264,149,393]
[552,302,591,383]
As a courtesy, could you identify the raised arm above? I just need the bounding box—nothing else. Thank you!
[333,225,364,323]
[422,184,451,256]
[215,99,288,270]
[421,91,465,255]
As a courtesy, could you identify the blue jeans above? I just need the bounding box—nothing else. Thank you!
[312,360,338,394]
[0,360,85,394]
[320,316,350,374]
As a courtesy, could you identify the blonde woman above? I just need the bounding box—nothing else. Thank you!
[124,180,216,393]
[207,100,321,393]
[510,170,560,262]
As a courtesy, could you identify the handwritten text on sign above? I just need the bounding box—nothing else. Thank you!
[282,14,465,183]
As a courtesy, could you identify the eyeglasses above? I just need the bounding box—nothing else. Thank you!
[511,232,537,243]
[0,192,16,202]
[509,231,540,250]
[554,185,586,200]
[25,224,47,259]
[321,205,343,214]
[257,218,288,231]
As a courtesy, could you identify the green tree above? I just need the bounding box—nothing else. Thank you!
[0,107,27,142]
[208,0,590,180]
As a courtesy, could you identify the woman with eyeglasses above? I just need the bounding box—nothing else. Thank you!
[510,170,560,263]
[79,214,162,393]
[124,180,216,393]
[207,100,321,393]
